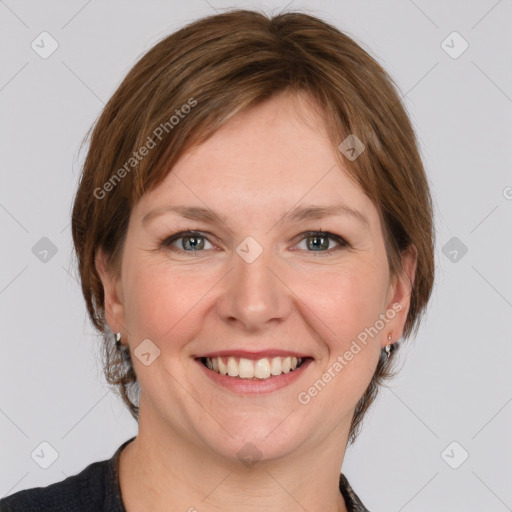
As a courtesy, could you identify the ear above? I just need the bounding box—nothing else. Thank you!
[95,248,127,338]
[382,244,418,348]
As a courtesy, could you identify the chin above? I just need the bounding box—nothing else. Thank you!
[197,415,309,466]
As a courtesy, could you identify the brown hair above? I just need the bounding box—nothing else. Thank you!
[71,9,435,445]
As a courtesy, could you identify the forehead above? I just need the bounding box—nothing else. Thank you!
[134,91,378,227]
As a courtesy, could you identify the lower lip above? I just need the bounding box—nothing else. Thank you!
[195,358,313,394]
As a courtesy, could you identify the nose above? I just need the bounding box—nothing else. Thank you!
[215,246,292,332]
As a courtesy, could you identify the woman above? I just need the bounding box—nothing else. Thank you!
[0,9,434,512]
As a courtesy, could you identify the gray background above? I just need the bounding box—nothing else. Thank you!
[1,1,511,510]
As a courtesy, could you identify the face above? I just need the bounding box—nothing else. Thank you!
[97,90,415,464]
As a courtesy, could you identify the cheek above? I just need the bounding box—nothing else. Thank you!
[122,258,217,346]
[296,263,388,343]
[293,266,387,413]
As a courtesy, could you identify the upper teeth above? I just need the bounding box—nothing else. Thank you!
[204,356,303,379]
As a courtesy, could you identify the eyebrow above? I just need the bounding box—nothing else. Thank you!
[142,203,369,228]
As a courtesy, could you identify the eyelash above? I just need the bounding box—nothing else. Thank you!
[159,229,349,256]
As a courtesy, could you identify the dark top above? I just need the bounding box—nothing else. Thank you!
[0,437,370,511]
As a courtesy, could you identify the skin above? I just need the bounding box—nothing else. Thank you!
[96,89,417,512]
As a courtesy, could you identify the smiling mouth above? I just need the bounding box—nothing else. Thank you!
[197,355,310,380]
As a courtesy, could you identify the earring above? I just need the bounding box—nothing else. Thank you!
[115,332,131,362]
[385,333,393,359]
[116,332,127,352]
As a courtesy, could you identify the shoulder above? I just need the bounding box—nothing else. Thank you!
[0,458,112,512]
[339,473,371,512]
[0,438,135,512]
[0,459,108,512]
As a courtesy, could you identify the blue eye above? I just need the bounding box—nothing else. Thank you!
[163,231,214,252]
[161,230,348,255]
[295,231,348,253]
